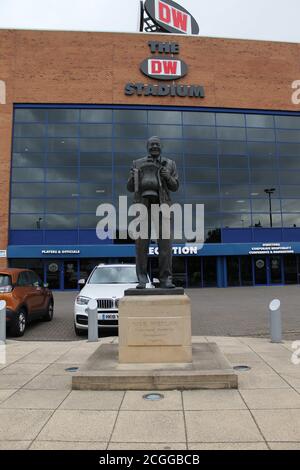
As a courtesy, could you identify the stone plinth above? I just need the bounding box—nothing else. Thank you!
[118,294,192,364]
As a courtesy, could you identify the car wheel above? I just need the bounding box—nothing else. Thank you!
[42,301,54,322]
[11,309,27,337]
[74,323,87,337]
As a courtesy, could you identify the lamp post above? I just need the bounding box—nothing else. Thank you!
[264,188,276,228]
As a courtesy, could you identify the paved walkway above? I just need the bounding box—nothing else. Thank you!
[1,336,300,450]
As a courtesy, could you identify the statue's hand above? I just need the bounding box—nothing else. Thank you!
[160,168,170,180]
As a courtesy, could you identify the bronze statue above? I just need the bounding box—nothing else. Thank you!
[127,136,179,289]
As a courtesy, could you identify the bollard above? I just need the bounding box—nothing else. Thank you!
[0,300,6,344]
[269,298,282,343]
[86,299,98,342]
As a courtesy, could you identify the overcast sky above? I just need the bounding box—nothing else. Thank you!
[1,0,300,43]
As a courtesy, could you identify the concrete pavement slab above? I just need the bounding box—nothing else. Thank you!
[188,442,268,450]
[0,409,52,440]
[108,443,187,450]
[253,409,300,441]
[37,410,117,442]
[30,441,108,450]
[23,374,72,390]
[268,442,300,450]
[0,389,69,409]
[0,389,17,403]
[111,411,186,443]
[121,391,182,411]
[60,391,124,410]
[240,389,300,409]
[0,441,32,450]
[0,374,38,389]
[0,363,48,376]
[237,372,290,390]
[182,390,246,410]
[185,410,263,443]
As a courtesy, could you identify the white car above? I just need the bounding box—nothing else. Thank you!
[74,264,152,336]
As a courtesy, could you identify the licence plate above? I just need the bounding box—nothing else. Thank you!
[99,313,118,320]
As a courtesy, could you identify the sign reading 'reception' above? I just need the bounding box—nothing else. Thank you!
[140,57,188,80]
[144,0,199,35]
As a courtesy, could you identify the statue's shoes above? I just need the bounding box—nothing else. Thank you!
[136,283,146,289]
[160,282,176,289]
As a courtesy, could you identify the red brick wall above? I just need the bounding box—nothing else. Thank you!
[0,29,300,266]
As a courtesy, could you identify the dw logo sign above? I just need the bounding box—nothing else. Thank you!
[140,57,188,80]
[142,0,199,35]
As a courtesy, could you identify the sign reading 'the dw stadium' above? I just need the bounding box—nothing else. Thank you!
[140,57,188,80]
[144,0,199,35]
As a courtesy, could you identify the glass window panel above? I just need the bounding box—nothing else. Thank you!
[114,166,131,181]
[218,141,247,155]
[148,111,181,125]
[10,199,44,213]
[47,153,78,166]
[252,213,282,227]
[205,214,222,228]
[14,123,45,138]
[251,198,281,212]
[219,156,248,168]
[249,155,277,169]
[220,169,249,184]
[11,183,45,198]
[217,127,246,141]
[186,183,219,198]
[114,140,145,153]
[183,112,215,126]
[280,171,300,185]
[246,114,274,128]
[276,129,300,143]
[46,183,79,198]
[149,125,182,139]
[279,156,300,170]
[13,138,45,153]
[227,256,241,287]
[47,138,78,152]
[220,185,250,198]
[184,198,220,212]
[247,128,275,141]
[221,199,251,212]
[278,143,300,156]
[12,152,45,167]
[160,140,183,153]
[80,183,112,198]
[275,115,300,129]
[248,142,276,157]
[14,109,47,122]
[282,213,300,227]
[250,169,278,185]
[79,124,112,138]
[222,213,251,228]
[48,109,79,122]
[46,214,78,229]
[281,199,300,212]
[80,152,112,166]
[46,167,78,182]
[184,140,217,155]
[79,214,100,229]
[240,256,253,286]
[185,168,217,182]
[80,109,112,122]
[10,214,45,229]
[114,110,147,123]
[114,153,142,166]
[185,155,217,167]
[115,124,148,139]
[80,138,112,152]
[216,113,244,127]
[80,167,112,182]
[12,168,44,182]
[183,126,216,140]
[47,124,78,137]
[249,186,277,198]
[46,199,78,213]
[280,185,300,197]
[80,199,104,212]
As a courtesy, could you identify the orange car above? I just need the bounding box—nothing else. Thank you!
[0,268,54,337]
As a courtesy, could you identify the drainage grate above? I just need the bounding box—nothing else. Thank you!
[143,393,164,401]
[65,367,79,372]
[233,365,251,372]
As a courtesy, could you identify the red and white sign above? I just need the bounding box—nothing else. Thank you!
[148,58,182,77]
[155,0,192,34]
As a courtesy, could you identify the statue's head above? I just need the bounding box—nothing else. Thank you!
[147,136,162,159]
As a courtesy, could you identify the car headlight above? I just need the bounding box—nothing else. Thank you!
[76,296,91,306]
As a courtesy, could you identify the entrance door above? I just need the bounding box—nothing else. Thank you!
[45,261,62,290]
[63,260,79,289]
[254,256,267,285]
[269,256,283,285]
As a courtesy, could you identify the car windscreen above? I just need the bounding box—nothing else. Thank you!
[0,274,12,287]
[88,267,138,284]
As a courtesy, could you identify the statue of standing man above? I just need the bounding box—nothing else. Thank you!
[127,136,179,289]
